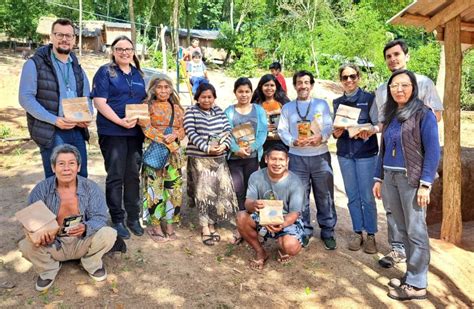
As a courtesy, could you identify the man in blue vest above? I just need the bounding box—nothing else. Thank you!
[19,18,91,178]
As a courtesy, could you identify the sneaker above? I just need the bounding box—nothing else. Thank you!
[348,233,363,251]
[35,276,55,292]
[88,266,107,282]
[378,250,406,268]
[323,237,337,250]
[388,284,427,301]
[363,235,377,254]
[302,235,311,248]
[126,220,144,236]
[113,222,130,240]
[388,278,404,288]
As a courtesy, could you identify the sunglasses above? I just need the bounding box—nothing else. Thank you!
[341,74,358,81]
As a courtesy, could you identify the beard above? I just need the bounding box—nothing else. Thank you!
[57,46,71,55]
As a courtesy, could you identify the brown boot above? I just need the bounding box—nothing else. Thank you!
[363,235,377,254]
[348,233,363,251]
[388,284,427,301]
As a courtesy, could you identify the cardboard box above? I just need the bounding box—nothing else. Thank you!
[126,104,149,120]
[333,104,361,128]
[15,200,59,245]
[347,123,373,138]
[259,200,284,225]
[62,97,92,122]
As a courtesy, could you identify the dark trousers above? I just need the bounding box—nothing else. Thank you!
[228,157,259,211]
[288,152,337,239]
[39,128,88,178]
[98,134,144,224]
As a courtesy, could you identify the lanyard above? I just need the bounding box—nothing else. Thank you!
[123,70,134,97]
[52,53,71,91]
[295,100,312,121]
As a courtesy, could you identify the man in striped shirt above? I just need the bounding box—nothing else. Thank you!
[18,144,116,291]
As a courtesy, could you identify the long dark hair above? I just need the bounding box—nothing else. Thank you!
[251,74,289,105]
[109,35,143,76]
[383,69,422,125]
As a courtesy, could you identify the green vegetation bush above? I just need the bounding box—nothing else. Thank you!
[461,50,474,111]
[150,51,176,71]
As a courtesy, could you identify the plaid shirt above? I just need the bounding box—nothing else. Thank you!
[27,175,109,238]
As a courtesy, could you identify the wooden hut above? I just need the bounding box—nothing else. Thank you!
[388,0,474,244]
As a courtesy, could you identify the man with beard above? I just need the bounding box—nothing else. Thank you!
[19,18,91,178]
[278,70,337,250]
[236,144,305,270]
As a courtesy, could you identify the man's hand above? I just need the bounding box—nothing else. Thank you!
[373,182,382,200]
[75,121,91,128]
[55,117,76,130]
[306,133,322,146]
[119,117,138,129]
[163,132,178,144]
[250,200,265,213]
[294,138,309,147]
[67,223,86,237]
[417,187,431,207]
[333,127,344,138]
[266,224,283,233]
[37,231,56,247]
[356,127,376,140]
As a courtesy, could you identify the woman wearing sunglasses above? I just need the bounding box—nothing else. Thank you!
[332,64,379,254]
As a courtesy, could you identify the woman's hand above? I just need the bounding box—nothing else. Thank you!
[333,127,344,138]
[268,123,276,132]
[373,182,382,200]
[417,186,431,207]
[235,147,250,158]
[163,133,178,144]
[119,117,137,129]
[208,145,224,155]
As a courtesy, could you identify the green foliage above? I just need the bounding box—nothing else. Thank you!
[229,47,258,77]
[0,0,48,39]
[408,42,441,81]
[150,50,176,71]
[461,50,474,111]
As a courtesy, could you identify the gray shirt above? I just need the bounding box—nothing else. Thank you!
[375,73,443,123]
[229,105,258,159]
[246,169,304,215]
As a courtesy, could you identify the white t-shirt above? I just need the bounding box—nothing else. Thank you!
[375,73,443,122]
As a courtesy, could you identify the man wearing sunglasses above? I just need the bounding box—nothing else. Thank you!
[371,39,443,269]
[19,18,92,179]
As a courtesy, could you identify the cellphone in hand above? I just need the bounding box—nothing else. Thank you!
[59,214,83,236]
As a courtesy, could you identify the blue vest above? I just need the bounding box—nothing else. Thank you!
[333,88,378,159]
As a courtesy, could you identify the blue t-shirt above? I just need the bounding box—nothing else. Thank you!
[91,64,146,136]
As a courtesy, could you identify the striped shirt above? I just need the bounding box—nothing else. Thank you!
[184,105,232,157]
[27,175,109,238]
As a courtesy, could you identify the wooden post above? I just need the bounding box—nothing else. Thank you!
[441,15,463,244]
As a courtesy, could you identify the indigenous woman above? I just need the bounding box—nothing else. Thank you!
[251,74,290,167]
[91,35,146,239]
[139,75,185,243]
[332,64,379,254]
[184,83,238,246]
[225,77,267,244]
[373,69,440,301]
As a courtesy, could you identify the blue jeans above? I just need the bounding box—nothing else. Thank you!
[382,170,429,288]
[337,156,378,234]
[39,128,88,178]
[288,152,337,239]
[190,76,208,94]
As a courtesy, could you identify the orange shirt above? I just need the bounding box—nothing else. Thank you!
[143,100,185,145]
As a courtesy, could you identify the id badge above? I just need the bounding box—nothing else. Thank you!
[297,120,312,139]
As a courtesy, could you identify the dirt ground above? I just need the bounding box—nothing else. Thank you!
[0,50,473,308]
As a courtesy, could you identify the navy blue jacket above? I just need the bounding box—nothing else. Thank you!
[333,88,378,159]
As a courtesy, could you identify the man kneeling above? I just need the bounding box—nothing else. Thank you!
[19,144,117,291]
[237,144,305,270]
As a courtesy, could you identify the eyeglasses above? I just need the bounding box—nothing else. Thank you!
[389,83,412,90]
[341,74,358,81]
[114,47,135,54]
[53,32,75,41]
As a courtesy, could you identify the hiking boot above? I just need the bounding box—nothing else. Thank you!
[348,233,363,251]
[388,284,427,301]
[113,222,130,239]
[388,278,404,288]
[88,266,107,282]
[378,250,406,268]
[363,235,377,254]
[323,237,337,250]
[35,276,55,292]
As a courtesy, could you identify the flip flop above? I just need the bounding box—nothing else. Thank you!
[210,231,221,242]
[167,232,178,241]
[147,228,168,243]
[201,233,215,246]
[277,250,292,264]
[249,253,269,270]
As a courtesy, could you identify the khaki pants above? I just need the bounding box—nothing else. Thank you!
[19,226,117,280]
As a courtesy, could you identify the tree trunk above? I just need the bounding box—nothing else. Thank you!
[160,25,168,73]
[172,0,180,53]
[230,0,234,28]
[184,0,191,46]
[129,0,137,46]
[310,42,320,78]
[440,15,463,244]
[436,45,446,99]
[141,0,157,61]
[79,0,83,58]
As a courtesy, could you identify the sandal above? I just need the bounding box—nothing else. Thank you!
[147,228,168,243]
[167,232,178,241]
[210,231,221,242]
[230,231,243,245]
[277,250,292,264]
[201,233,215,246]
[249,252,269,270]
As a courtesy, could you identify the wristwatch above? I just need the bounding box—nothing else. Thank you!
[419,183,431,190]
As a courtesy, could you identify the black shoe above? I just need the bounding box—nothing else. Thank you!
[35,276,55,292]
[88,266,107,282]
[113,222,130,239]
[127,220,144,236]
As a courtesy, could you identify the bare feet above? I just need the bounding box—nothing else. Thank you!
[249,250,269,270]
[147,227,168,243]
[277,250,292,264]
[166,224,177,241]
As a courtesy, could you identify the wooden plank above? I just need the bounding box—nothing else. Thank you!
[441,15,462,244]
[426,0,474,32]
[435,28,474,45]
[392,13,430,27]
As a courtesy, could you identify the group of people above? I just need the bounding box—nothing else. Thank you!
[17,18,442,302]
